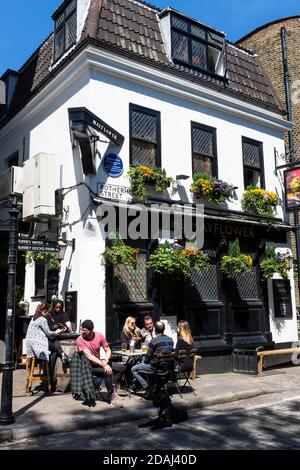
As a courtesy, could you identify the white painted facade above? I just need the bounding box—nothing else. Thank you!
[0,43,296,346]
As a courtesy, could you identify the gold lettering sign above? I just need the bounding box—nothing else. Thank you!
[204,221,255,239]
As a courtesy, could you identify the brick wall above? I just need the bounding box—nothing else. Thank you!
[239,18,300,308]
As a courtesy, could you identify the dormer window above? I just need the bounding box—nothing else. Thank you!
[170,13,226,77]
[53,0,77,62]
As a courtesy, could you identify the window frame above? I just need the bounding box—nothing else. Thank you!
[191,122,218,178]
[53,0,77,62]
[129,103,161,167]
[242,136,265,189]
[170,12,226,79]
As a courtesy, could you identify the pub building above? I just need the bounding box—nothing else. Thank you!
[0,0,298,372]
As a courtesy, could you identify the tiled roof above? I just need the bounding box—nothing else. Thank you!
[0,0,283,127]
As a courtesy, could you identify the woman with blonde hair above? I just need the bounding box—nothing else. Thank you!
[175,320,194,372]
[120,316,142,349]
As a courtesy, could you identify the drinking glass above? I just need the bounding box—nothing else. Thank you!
[141,343,148,353]
[121,342,127,353]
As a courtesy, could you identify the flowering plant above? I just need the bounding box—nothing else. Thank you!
[128,165,173,201]
[260,246,290,281]
[191,173,236,205]
[102,236,139,267]
[18,299,30,310]
[25,251,60,269]
[220,239,253,278]
[241,187,280,217]
[147,242,210,277]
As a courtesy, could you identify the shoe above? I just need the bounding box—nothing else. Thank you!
[108,386,124,408]
[82,399,96,407]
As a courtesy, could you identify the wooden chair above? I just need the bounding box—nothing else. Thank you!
[25,356,51,394]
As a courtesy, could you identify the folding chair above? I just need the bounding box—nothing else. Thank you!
[172,348,198,398]
[92,375,106,402]
[140,351,175,400]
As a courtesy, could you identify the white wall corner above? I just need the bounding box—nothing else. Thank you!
[77,0,92,41]
[158,12,172,60]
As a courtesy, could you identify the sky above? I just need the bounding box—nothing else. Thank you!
[0,0,299,76]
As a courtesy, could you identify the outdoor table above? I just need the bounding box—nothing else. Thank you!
[112,349,147,394]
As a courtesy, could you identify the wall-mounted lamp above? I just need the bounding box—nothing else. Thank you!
[282,249,293,270]
[58,238,76,261]
[176,174,189,181]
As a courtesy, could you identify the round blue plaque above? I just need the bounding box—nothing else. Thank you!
[103,153,123,177]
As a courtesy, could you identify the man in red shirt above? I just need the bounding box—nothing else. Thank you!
[76,319,124,407]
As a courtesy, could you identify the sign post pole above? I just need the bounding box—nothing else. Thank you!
[0,196,19,425]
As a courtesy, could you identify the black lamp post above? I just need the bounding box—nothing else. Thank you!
[0,196,20,425]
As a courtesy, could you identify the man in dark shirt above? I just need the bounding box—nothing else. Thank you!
[131,321,174,392]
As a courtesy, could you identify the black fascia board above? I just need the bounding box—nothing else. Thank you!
[68,107,124,147]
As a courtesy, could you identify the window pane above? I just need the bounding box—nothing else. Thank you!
[191,25,206,40]
[132,140,156,166]
[54,28,65,60]
[192,127,214,156]
[35,263,45,296]
[244,167,261,188]
[55,13,65,29]
[66,0,77,17]
[207,31,224,47]
[66,12,77,49]
[193,154,213,176]
[132,111,157,143]
[114,253,148,302]
[192,40,207,69]
[172,16,188,32]
[172,30,189,62]
[243,141,261,169]
[208,45,224,74]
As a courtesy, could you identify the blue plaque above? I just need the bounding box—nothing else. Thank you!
[103,153,123,177]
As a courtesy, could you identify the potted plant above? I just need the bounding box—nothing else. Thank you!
[102,235,139,268]
[241,187,280,217]
[190,173,236,205]
[128,165,173,201]
[25,251,60,269]
[147,242,210,277]
[18,299,30,315]
[220,239,253,278]
[260,245,290,281]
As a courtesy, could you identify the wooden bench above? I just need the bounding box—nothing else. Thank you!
[257,348,300,374]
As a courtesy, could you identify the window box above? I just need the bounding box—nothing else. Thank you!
[128,165,173,202]
[191,173,236,205]
[241,187,280,217]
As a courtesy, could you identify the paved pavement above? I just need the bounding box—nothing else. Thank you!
[2,394,300,450]
[1,364,300,444]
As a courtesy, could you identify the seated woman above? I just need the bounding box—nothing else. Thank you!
[47,299,71,367]
[47,300,71,332]
[26,303,64,386]
[120,316,143,350]
[175,320,194,372]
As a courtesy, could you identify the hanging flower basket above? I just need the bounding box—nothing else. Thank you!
[128,165,173,201]
[241,187,280,217]
[102,237,139,268]
[190,173,236,205]
[220,239,253,278]
[147,242,210,277]
[25,251,60,269]
[260,246,290,281]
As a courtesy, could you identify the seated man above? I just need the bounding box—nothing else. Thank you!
[140,315,157,344]
[131,321,174,396]
[76,319,125,407]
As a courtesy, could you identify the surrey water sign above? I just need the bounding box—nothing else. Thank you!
[103,153,123,177]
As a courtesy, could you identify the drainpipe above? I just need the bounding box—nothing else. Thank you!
[281,26,300,292]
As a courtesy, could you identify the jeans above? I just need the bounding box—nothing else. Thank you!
[131,362,156,390]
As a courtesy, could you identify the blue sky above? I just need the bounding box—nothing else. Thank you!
[0,0,299,76]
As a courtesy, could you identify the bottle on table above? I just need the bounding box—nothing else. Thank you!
[129,338,135,353]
